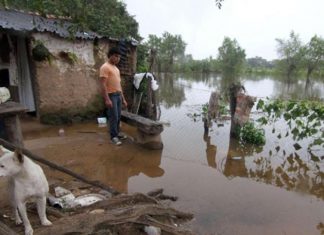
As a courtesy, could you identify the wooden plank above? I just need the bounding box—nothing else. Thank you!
[0,101,27,116]
[121,111,163,135]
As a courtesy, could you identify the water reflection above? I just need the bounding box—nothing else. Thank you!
[103,148,165,193]
[203,132,217,168]
[273,80,324,100]
[159,73,323,113]
[159,73,324,200]
[220,136,324,199]
[223,138,255,179]
[22,121,166,194]
[158,73,185,108]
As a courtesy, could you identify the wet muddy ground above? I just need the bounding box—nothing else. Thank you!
[0,112,321,235]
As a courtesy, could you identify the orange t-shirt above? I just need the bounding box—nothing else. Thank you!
[99,62,122,94]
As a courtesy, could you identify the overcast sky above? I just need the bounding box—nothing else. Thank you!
[123,0,324,61]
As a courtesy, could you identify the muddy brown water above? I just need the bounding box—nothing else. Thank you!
[1,73,324,235]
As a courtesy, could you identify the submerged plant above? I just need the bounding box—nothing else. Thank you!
[256,98,324,151]
[237,122,266,145]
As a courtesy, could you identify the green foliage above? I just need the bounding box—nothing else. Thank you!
[188,100,229,124]
[218,37,246,76]
[145,32,186,72]
[3,0,140,39]
[237,122,266,145]
[215,0,225,9]
[202,103,209,116]
[32,41,51,62]
[303,35,324,81]
[58,51,78,65]
[218,102,228,115]
[246,56,273,68]
[256,98,324,150]
[245,56,275,75]
[175,56,221,73]
[136,43,149,72]
[275,31,304,79]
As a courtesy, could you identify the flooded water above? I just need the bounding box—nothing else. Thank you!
[21,73,324,235]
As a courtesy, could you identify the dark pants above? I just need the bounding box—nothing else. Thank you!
[106,93,121,139]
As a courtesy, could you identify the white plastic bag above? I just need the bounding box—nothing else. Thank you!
[0,87,10,104]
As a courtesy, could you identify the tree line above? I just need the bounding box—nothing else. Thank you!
[1,1,323,81]
[139,30,324,81]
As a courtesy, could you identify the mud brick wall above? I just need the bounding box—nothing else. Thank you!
[31,33,136,118]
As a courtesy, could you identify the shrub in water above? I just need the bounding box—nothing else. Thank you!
[239,122,265,145]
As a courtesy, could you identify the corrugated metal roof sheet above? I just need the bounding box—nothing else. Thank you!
[0,9,100,40]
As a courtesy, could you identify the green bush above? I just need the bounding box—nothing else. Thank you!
[32,41,51,62]
[238,122,266,145]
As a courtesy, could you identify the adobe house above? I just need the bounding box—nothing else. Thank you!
[0,9,137,123]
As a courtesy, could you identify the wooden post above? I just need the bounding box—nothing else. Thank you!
[3,115,24,147]
[0,101,27,147]
[204,91,220,133]
[229,86,256,137]
[146,77,153,119]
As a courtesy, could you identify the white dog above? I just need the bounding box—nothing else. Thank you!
[0,146,52,235]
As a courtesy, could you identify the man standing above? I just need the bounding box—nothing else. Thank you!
[99,47,127,145]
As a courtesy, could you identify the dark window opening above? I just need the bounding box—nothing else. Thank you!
[0,35,10,63]
[0,69,10,88]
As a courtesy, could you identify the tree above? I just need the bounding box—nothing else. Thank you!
[1,0,140,39]
[160,32,186,72]
[275,31,304,80]
[217,37,246,76]
[145,35,163,72]
[246,56,273,69]
[215,0,225,9]
[303,35,324,84]
[145,32,186,72]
